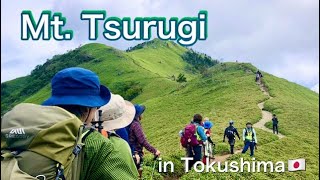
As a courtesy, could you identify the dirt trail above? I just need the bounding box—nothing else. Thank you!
[253,82,285,139]
[211,81,285,164]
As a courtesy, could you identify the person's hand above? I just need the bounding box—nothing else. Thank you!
[155,150,161,157]
[239,137,241,140]
[134,154,140,164]
[223,139,225,143]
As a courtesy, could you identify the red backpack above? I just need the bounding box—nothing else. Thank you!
[180,124,199,148]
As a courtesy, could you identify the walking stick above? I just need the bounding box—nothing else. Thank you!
[151,155,160,180]
[91,110,104,134]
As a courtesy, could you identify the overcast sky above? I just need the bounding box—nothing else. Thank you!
[1,0,319,93]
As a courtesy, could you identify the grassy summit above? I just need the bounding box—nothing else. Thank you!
[1,39,318,179]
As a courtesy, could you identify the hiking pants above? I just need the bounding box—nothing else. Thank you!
[242,141,255,156]
[228,138,235,154]
[273,124,278,134]
[187,145,202,170]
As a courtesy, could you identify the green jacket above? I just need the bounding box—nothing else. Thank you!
[81,131,139,180]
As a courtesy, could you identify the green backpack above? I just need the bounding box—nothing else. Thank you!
[1,103,94,180]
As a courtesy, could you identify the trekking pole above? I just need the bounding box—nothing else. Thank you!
[97,110,103,133]
[151,155,159,180]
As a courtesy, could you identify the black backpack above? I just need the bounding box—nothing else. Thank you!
[226,127,235,139]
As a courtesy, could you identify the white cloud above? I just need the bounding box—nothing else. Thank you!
[311,83,319,93]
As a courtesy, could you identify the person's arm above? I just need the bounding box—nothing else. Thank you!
[235,128,241,140]
[253,129,258,144]
[132,123,157,154]
[81,132,139,180]
[208,136,214,144]
[197,126,207,141]
[223,128,227,141]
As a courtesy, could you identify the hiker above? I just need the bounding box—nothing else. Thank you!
[180,114,207,170]
[202,118,215,164]
[256,70,263,82]
[127,104,161,179]
[242,122,258,157]
[97,93,136,145]
[223,120,241,154]
[272,114,279,134]
[1,67,139,180]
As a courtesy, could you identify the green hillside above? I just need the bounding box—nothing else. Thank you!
[1,39,319,179]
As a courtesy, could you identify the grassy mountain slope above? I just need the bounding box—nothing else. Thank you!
[1,40,319,179]
[178,67,319,179]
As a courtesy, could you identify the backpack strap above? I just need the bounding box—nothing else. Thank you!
[70,125,95,180]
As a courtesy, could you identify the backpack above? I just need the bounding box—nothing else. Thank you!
[1,103,94,180]
[226,127,235,139]
[180,124,199,148]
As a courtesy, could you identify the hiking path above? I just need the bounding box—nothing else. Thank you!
[213,80,285,163]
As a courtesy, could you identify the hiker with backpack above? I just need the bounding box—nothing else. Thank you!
[202,118,215,164]
[223,120,241,154]
[180,114,207,170]
[242,122,258,157]
[127,104,161,179]
[256,70,263,82]
[1,67,139,180]
[272,114,279,134]
[97,93,136,144]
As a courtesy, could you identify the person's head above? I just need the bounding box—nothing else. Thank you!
[134,104,146,121]
[203,120,213,129]
[273,114,276,117]
[98,94,135,131]
[193,114,203,124]
[229,120,234,126]
[246,122,252,128]
[42,67,111,124]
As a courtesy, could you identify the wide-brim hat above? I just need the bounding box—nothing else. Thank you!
[42,67,111,108]
[134,104,146,118]
[97,94,136,131]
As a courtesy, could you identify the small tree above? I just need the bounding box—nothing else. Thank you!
[176,73,187,83]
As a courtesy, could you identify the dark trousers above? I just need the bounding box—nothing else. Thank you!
[228,138,235,154]
[273,124,278,134]
[242,141,255,156]
[187,145,202,170]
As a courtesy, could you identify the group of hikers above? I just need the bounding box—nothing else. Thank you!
[178,70,280,170]
[1,67,280,179]
[179,115,259,169]
[1,67,159,180]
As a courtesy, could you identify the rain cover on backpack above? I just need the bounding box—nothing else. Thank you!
[1,103,87,180]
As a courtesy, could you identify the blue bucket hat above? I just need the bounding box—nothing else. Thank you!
[42,67,111,108]
[134,104,146,118]
[203,120,213,129]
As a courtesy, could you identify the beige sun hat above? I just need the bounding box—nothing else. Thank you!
[95,94,135,131]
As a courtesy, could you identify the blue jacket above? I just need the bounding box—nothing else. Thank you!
[115,128,129,144]
[192,122,207,141]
